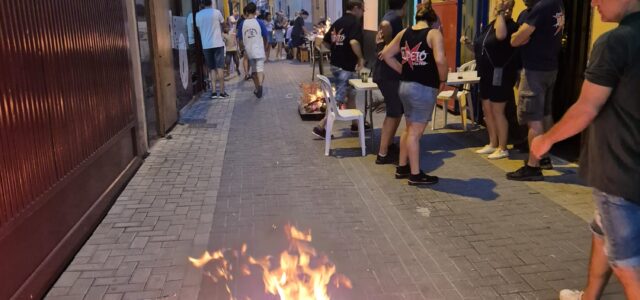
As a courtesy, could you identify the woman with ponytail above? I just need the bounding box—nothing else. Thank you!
[381,3,448,186]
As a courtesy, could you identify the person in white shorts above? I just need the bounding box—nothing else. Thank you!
[239,3,268,98]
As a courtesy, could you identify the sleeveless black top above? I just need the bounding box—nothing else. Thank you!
[400,27,440,88]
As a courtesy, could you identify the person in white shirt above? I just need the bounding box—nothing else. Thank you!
[239,3,268,98]
[195,0,228,99]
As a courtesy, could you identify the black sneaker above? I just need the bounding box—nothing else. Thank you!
[211,92,219,99]
[257,86,263,98]
[376,144,400,165]
[507,165,544,181]
[539,157,553,170]
[376,153,398,165]
[350,123,372,133]
[388,143,400,154]
[522,157,553,170]
[218,92,229,99]
[408,172,439,186]
[395,165,411,179]
[312,126,327,139]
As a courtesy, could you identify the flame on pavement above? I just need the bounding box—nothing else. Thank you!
[189,224,352,300]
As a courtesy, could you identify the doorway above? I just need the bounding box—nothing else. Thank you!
[135,0,160,145]
[552,0,591,161]
[458,0,488,65]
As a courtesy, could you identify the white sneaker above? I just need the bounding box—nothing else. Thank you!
[475,145,497,154]
[559,289,583,300]
[488,149,509,160]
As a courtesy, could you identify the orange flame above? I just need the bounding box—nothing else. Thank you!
[188,225,351,300]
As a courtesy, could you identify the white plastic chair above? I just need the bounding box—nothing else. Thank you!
[317,75,366,157]
[432,60,477,131]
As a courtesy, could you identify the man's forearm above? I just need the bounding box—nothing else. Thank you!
[545,103,598,144]
[350,40,364,60]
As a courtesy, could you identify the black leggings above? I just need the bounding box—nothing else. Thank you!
[225,51,239,71]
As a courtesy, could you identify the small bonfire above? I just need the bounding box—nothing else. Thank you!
[189,224,352,300]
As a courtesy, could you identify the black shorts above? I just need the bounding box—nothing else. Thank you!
[479,70,516,103]
[379,79,403,118]
[290,37,305,48]
[203,47,225,70]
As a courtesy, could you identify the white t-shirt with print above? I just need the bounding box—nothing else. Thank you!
[242,19,266,59]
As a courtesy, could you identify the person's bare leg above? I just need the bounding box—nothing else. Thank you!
[243,56,249,77]
[217,69,225,94]
[318,116,327,128]
[345,92,359,127]
[252,72,259,90]
[398,120,411,167]
[482,100,498,148]
[612,266,640,299]
[407,122,427,175]
[209,69,216,92]
[258,72,264,86]
[491,102,508,151]
[379,117,401,156]
[580,234,613,300]
[292,47,298,61]
[527,120,544,167]
[265,45,270,62]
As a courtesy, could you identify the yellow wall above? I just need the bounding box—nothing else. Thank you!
[590,10,618,50]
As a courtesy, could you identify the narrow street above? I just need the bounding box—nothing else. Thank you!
[47,61,623,300]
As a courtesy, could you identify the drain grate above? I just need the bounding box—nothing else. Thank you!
[189,123,218,128]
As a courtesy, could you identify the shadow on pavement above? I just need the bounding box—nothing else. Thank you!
[428,177,499,201]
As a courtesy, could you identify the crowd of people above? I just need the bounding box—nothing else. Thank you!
[194,0,639,297]
[313,0,640,298]
[194,1,317,99]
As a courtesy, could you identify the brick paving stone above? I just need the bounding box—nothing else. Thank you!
[46,86,234,299]
[47,61,626,300]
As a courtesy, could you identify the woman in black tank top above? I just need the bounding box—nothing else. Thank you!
[381,2,448,186]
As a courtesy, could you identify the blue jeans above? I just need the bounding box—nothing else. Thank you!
[330,66,356,104]
[590,189,640,267]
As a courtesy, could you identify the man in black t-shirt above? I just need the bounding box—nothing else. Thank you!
[312,1,367,139]
[507,0,564,181]
[290,10,309,61]
[531,1,640,299]
[373,0,406,165]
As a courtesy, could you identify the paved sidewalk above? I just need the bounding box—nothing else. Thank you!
[49,61,624,300]
[46,94,234,299]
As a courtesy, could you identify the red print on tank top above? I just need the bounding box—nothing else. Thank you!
[401,41,429,70]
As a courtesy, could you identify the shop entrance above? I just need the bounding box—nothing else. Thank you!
[552,0,592,161]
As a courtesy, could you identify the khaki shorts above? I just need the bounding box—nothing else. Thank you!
[249,58,265,73]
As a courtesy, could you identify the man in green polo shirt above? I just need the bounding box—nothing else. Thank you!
[531,0,640,299]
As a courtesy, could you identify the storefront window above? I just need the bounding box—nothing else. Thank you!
[170,0,205,110]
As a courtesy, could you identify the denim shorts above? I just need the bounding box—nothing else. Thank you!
[398,81,437,124]
[590,189,640,267]
[203,47,225,70]
[330,66,356,104]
